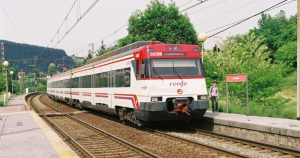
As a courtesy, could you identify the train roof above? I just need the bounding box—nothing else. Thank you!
[49,41,160,80]
[86,41,161,64]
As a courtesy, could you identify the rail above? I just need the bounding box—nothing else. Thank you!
[28,94,160,158]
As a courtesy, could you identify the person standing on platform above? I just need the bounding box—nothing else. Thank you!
[209,80,219,113]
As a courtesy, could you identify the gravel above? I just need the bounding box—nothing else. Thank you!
[164,132,276,158]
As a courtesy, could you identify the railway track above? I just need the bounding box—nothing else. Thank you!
[28,95,159,158]
[35,94,240,158]
[155,126,300,158]
[31,94,300,158]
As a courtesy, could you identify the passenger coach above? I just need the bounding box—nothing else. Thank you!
[47,41,208,125]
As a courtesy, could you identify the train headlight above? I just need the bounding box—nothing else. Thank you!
[197,95,207,100]
[151,97,162,102]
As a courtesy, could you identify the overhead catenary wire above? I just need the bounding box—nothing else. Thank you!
[54,0,101,47]
[199,0,261,25]
[48,0,77,47]
[179,0,194,8]
[189,0,228,15]
[179,0,208,13]
[0,7,25,43]
[100,0,210,47]
[207,0,295,38]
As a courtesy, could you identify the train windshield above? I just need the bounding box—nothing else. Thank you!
[144,58,204,78]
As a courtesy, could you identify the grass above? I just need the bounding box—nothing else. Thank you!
[209,72,297,119]
[0,95,5,106]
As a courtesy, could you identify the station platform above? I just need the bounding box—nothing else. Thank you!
[200,111,300,151]
[0,95,78,158]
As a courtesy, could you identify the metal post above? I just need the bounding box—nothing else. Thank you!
[11,75,13,95]
[226,82,229,113]
[201,43,204,63]
[5,68,8,94]
[297,0,300,120]
[246,81,249,115]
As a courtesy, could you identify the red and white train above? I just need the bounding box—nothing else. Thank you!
[47,41,208,125]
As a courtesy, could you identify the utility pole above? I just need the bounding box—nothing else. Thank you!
[1,42,4,63]
[33,56,38,92]
[297,0,300,120]
[1,43,8,94]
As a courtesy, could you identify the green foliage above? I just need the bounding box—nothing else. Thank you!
[274,41,297,74]
[48,63,57,76]
[206,32,283,99]
[96,41,108,56]
[0,39,75,73]
[127,0,199,45]
[96,0,200,55]
[251,10,296,59]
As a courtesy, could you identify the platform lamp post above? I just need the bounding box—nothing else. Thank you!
[2,61,9,93]
[2,61,9,105]
[198,32,208,63]
[10,71,13,95]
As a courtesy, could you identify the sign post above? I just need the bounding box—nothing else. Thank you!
[226,73,248,114]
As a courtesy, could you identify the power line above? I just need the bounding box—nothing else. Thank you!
[54,0,101,47]
[205,0,289,34]
[100,23,128,42]
[179,0,208,13]
[208,0,294,38]
[0,7,25,43]
[100,0,209,47]
[179,0,194,8]
[198,0,261,25]
[48,0,77,47]
[189,0,228,15]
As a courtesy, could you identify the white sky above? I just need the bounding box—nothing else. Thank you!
[0,0,297,57]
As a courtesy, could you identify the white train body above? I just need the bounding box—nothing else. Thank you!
[47,41,208,124]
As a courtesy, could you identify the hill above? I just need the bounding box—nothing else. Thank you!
[0,40,75,73]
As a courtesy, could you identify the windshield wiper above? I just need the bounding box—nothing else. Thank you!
[172,60,182,80]
[150,60,163,80]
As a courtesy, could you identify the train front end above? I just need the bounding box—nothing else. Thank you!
[133,43,208,122]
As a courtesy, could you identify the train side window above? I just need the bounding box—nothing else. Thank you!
[101,72,109,87]
[83,75,91,88]
[131,61,138,79]
[71,77,79,88]
[115,69,123,87]
[94,73,100,88]
[114,68,131,87]
[124,68,130,87]
[79,76,84,88]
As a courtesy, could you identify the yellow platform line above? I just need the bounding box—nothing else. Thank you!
[30,111,78,158]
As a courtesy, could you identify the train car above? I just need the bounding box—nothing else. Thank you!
[47,41,208,125]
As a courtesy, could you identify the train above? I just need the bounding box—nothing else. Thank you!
[47,41,208,126]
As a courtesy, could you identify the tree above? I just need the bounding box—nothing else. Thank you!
[205,32,283,98]
[251,10,296,60]
[274,41,297,74]
[48,63,57,76]
[122,0,199,46]
[96,41,107,56]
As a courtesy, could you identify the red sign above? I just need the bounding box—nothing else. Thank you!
[226,74,247,83]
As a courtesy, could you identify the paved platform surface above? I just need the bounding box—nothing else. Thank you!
[204,111,300,132]
[0,95,26,114]
[0,95,77,158]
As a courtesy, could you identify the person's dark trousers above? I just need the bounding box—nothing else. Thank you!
[211,96,218,112]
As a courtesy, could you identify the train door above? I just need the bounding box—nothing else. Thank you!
[108,65,113,108]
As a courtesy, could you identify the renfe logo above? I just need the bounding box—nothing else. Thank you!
[170,81,187,87]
